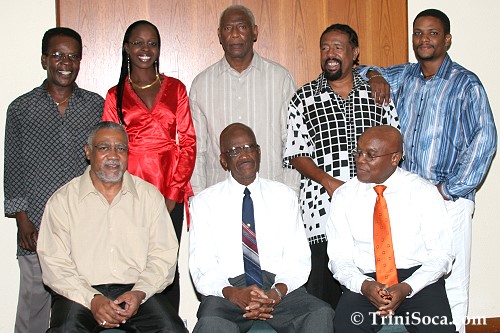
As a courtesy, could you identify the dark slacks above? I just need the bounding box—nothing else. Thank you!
[47,284,187,333]
[306,240,342,309]
[193,271,334,333]
[333,266,456,333]
[161,201,184,313]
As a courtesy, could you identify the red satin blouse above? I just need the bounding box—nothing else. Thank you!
[103,74,196,202]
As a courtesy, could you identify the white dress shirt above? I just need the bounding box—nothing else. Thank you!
[189,173,310,297]
[326,167,453,296]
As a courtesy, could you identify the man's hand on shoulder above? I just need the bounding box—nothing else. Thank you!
[367,70,391,106]
[114,290,146,320]
[90,294,127,329]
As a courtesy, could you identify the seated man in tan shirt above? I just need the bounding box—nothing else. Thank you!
[37,121,187,332]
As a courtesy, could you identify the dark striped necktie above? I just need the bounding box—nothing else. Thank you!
[242,187,263,287]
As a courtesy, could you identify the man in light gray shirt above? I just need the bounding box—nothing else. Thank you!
[189,4,299,194]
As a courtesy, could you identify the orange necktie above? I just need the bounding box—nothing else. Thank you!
[373,185,398,286]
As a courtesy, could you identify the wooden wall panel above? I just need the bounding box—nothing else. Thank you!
[329,0,408,67]
[57,0,407,97]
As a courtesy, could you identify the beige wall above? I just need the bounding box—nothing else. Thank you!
[0,1,498,332]
[0,1,56,331]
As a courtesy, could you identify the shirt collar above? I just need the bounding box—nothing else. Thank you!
[227,171,260,195]
[313,68,364,96]
[78,166,139,201]
[358,167,402,194]
[411,53,453,81]
[40,80,81,98]
[217,51,263,76]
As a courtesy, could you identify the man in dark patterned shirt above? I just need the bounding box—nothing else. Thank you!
[3,27,103,333]
[283,24,399,309]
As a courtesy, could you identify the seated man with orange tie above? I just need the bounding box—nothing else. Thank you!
[189,123,334,333]
[326,125,456,332]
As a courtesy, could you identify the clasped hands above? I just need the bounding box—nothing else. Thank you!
[361,280,412,317]
[90,290,146,328]
[223,285,280,320]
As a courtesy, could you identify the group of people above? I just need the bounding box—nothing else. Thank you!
[4,4,496,333]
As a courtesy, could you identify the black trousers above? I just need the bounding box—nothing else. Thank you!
[47,284,187,333]
[306,240,342,309]
[161,201,184,313]
[333,266,456,333]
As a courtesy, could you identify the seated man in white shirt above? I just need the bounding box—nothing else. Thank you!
[326,125,456,332]
[189,123,334,332]
[37,121,187,332]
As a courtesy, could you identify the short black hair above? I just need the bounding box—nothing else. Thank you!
[41,27,82,55]
[320,24,359,65]
[414,9,450,35]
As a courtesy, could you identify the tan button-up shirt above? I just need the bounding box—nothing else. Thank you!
[37,167,178,309]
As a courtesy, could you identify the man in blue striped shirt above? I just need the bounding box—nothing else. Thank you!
[360,9,497,333]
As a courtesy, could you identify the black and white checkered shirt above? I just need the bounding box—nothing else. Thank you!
[283,70,399,244]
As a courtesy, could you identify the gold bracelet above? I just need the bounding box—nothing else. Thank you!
[369,74,384,79]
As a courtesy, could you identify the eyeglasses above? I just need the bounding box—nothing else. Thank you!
[351,149,399,161]
[128,40,159,48]
[222,144,260,158]
[94,144,128,154]
[49,51,81,62]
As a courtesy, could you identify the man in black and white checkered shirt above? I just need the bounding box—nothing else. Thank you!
[283,23,400,309]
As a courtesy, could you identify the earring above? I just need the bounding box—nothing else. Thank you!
[127,56,131,77]
[155,60,159,76]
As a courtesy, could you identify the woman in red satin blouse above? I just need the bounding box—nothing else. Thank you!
[102,20,196,312]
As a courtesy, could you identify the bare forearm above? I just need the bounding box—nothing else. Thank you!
[290,157,343,196]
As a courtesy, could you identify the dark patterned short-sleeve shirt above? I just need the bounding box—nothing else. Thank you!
[283,70,399,244]
[4,81,104,256]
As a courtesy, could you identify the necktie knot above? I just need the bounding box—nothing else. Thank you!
[374,185,387,195]
[244,187,251,196]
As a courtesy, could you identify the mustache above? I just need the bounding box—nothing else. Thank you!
[104,160,122,167]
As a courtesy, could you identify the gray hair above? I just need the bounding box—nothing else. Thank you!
[219,5,255,28]
[87,121,128,149]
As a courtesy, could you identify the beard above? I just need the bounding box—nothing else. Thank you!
[322,57,343,81]
[95,160,125,183]
[413,44,437,61]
